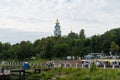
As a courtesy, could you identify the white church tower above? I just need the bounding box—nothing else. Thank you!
[54,19,61,37]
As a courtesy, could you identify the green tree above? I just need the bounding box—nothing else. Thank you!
[16,41,34,60]
[79,29,86,40]
[40,39,54,59]
[53,43,69,58]
[90,35,102,53]
[110,41,119,55]
[0,43,11,60]
[68,31,78,39]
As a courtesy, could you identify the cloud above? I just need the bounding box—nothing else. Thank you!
[0,0,120,43]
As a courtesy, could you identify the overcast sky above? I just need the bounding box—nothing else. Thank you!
[0,0,120,44]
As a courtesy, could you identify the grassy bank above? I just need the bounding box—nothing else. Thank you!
[27,67,120,80]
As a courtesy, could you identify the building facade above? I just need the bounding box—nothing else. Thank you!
[54,19,61,37]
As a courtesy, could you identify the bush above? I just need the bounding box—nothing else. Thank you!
[90,64,97,72]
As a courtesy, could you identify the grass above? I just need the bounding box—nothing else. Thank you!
[27,67,120,80]
[2,60,120,80]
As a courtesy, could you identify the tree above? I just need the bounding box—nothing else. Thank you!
[79,29,86,40]
[90,35,102,53]
[53,43,69,58]
[16,41,34,60]
[68,31,78,39]
[110,41,119,55]
[40,39,54,59]
[0,43,11,60]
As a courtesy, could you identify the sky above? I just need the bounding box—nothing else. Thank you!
[0,0,120,44]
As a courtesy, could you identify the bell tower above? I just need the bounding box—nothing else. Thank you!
[54,19,61,37]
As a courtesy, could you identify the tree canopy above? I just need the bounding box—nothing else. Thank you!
[0,28,120,60]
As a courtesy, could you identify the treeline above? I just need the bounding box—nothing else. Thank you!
[0,28,120,60]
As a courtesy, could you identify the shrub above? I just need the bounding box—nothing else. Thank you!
[90,64,97,72]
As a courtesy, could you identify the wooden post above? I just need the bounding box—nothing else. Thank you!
[82,64,84,68]
[104,64,106,69]
[88,64,90,68]
[112,65,115,69]
[58,64,61,67]
[64,64,66,68]
[75,63,78,68]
